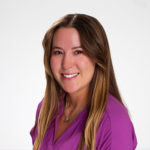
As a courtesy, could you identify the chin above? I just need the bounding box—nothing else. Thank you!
[62,87,79,94]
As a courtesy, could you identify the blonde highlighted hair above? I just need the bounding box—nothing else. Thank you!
[33,13,124,150]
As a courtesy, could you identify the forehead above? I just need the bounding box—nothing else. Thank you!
[52,27,81,48]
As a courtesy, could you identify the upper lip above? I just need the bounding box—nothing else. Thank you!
[61,73,79,75]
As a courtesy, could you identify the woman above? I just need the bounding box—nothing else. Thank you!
[30,14,137,150]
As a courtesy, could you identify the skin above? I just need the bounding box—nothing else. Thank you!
[50,27,95,142]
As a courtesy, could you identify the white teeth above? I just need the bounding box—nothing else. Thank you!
[63,73,79,78]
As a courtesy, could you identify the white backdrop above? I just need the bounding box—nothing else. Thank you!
[0,0,150,149]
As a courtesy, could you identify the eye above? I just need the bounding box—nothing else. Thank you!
[53,50,63,55]
[74,50,83,55]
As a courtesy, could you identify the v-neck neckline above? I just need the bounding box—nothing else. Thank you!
[53,95,89,144]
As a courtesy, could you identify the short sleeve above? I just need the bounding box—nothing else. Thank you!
[110,112,137,150]
[30,99,43,144]
[96,110,137,150]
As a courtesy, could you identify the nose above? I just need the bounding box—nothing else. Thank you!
[62,53,74,70]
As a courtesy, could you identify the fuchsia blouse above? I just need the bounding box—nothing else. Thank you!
[30,93,137,150]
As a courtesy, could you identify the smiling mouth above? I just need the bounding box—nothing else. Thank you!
[61,73,79,79]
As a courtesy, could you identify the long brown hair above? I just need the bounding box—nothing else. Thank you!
[33,13,124,150]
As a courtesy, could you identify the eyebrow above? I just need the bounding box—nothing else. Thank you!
[72,46,82,49]
[52,46,83,50]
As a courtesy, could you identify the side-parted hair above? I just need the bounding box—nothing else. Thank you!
[33,13,124,150]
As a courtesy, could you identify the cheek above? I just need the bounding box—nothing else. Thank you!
[86,63,95,78]
[79,58,95,74]
[50,57,60,75]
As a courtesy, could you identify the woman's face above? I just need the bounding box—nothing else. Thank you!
[50,27,95,95]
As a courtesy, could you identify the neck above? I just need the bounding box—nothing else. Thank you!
[65,87,90,112]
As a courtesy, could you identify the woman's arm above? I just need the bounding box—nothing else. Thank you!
[96,109,137,150]
[30,99,43,144]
